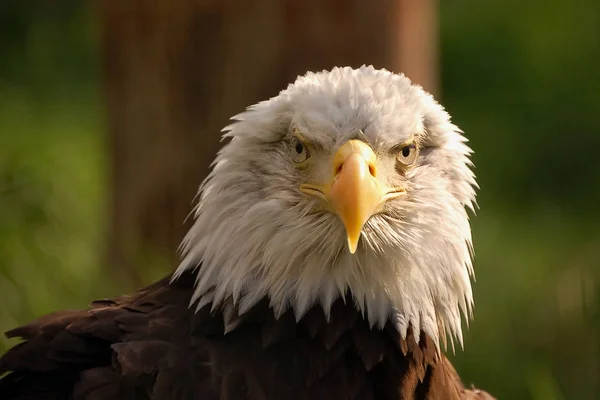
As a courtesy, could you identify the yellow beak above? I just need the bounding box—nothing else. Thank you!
[300,140,405,254]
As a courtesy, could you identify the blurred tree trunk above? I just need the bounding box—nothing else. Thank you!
[99,0,438,287]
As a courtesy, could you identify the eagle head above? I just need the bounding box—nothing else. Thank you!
[175,66,478,349]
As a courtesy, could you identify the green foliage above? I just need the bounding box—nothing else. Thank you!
[0,96,111,350]
[0,4,113,352]
[0,1,598,399]
[441,1,600,398]
[441,0,600,213]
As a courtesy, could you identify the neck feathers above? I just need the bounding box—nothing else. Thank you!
[174,180,474,351]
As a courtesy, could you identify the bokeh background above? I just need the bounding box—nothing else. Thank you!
[1,1,599,398]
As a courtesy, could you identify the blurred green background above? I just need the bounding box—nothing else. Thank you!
[1,1,599,399]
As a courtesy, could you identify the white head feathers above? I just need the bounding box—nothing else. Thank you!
[174,66,478,350]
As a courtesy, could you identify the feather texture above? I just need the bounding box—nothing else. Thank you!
[0,270,493,399]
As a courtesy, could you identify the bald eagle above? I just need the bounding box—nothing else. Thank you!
[0,67,493,399]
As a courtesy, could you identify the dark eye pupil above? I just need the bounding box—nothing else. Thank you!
[295,142,304,154]
[402,146,411,158]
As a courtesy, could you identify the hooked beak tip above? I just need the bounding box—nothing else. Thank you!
[347,237,359,254]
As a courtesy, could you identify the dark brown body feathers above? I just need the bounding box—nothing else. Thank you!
[0,270,492,399]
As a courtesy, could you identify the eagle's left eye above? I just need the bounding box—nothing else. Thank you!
[291,137,310,163]
[395,143,419,166]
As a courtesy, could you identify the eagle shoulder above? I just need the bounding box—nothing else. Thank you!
[0,270,218,399]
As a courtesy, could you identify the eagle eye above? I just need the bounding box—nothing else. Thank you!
[290,136,310,163]
[395,143,419,166]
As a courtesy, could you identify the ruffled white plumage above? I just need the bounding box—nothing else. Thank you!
[174,66,478,351]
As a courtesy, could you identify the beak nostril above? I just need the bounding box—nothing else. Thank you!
[335,156,376,178]
[368,163,376,177]
[335,163,343,176]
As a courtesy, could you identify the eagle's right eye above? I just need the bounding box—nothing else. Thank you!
[291,137,310,163]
